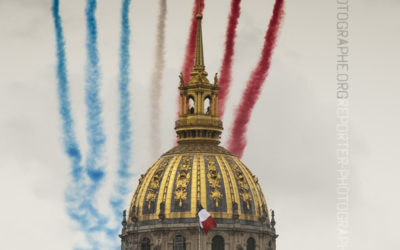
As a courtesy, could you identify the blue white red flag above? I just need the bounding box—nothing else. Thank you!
[198,205,216,234]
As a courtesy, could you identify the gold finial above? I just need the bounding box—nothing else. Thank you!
[193,0,204,72]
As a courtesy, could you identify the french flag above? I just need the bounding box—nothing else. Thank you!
[198,205,216,234]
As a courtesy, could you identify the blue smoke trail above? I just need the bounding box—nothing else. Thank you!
[84,0,116,248]
[52,0,83,183]
[110,0,133,222]
[52,1,109,249]
[85,0,106,184]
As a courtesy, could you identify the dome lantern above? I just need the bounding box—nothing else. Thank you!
[176,10,222,145]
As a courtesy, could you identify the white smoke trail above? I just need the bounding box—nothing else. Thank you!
[149,0,167,159]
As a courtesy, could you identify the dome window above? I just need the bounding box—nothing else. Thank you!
[173,235,186,250]
[140,237,150,250]
[188,96,195,114]
[204,96,211,114]
[247,237,255,250]
[212,235,224,250]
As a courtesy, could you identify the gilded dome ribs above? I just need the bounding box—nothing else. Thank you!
[221,156,241,218]
[156,156,178,220]
[165,156,181,215]
[215,156,233,216]
[190,155,199,216]
[239,160,264,218]
[199,155,208,211]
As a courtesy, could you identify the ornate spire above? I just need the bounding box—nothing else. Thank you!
[193,7,204,71]
[175,2,222,144]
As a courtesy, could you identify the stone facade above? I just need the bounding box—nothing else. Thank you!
[120,221,277,250]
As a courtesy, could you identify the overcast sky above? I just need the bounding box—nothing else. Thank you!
[0,0,399,249]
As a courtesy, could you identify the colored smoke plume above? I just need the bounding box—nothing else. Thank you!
[111,0,133,222]
[149,0,167,158]
[181,0,204,81]
[228,0,285,158]
[52,0,83,183]
[218,0,242,118]
[84,0,111,245]
[52,0,111,248]
[84,0,106,185]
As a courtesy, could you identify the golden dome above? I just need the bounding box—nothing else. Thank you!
[127,7,270,228]
[128,144,270,226]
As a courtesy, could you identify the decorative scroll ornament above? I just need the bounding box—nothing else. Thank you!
[207,158,223,207]
[146,158,170,209]
[230,159,252,210]
[174,157,192,207]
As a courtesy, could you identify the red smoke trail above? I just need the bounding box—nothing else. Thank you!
[181,0,204,81]
[218,0,242,118]
[228,0,285,158]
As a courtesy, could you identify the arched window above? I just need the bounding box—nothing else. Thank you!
[173,235,186,250]
[246,237,255,250]
[141,237,150,250]
[212,235,224,250]
[204,96,211,114]
[188,96,195,114]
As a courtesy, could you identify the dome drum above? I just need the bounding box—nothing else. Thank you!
[121,221,277,250]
